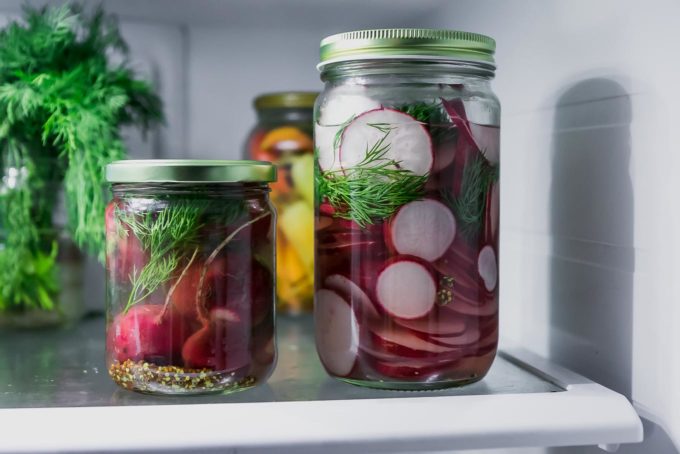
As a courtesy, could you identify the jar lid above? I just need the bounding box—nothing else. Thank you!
[318,28,495,70]
[106,160,277,183]
[254,92,319,110]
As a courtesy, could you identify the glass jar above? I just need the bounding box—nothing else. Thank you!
[314,29,500,389]
[105,160,277,395]
[244,92,317,315]
[0,142,84,329]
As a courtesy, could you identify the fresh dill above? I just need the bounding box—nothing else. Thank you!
[397,101,458,144]
[444,152,499,241]
[318,128,427,227]
[121,202,205,312]
[0,5,162,312]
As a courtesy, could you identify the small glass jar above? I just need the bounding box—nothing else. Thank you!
[105,160,277,395]
[244,92,317,315]
[314,29,500,389]
[0,143,84,329]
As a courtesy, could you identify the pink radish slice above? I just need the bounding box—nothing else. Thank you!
[429,327,481,348]
[445,297,498,317]
[394,309,466,337]
[432,140,457,173]
[371,356,461,380]
[316,91,382,171]
[324,274,380,320]
[478,245,498,292]
[387,199,456,262]
[367,325,462,358]
[315,123,342,171]
[315,289,359,376]
[339,108,433,176]
[477,326,499,350]
[440,98,478,149]
[471,123,500,165]
[487,182,499,243]
[375,257,437,319]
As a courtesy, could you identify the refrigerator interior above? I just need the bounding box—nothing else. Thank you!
[0,0,676,452]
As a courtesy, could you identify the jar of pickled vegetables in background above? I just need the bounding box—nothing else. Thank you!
[105,160,277,395]
[314,29,500,390]
[245,92,317,315]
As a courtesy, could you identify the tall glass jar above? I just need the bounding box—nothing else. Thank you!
[0,142,84,329]
[244,92,317,315]
[105,160,277,395]
[314,29,500,389]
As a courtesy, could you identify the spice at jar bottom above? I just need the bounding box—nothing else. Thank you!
[105,160,277,396]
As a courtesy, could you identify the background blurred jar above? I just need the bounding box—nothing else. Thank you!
[244,92,317,315]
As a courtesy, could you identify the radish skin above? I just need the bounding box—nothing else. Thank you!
[387,199,456,262]
[375,256,437,320]
[368,325,462,358]
[315,91,381,171]
[324,274,380,320]
[339,108,433,176]
[393,309,466,337]
[429,327,481,348]
[445,297,498,317]
[471,123,500,165]
[315,289,359,377]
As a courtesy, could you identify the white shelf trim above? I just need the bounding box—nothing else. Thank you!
[0,348,642,453]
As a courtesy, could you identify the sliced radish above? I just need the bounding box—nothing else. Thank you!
[367,325,462,358]
[471,123,500,165]
[431,140,457,174]
[318,90,382,126]
[316,91,381,172]
[478,245,498,292]
[339,108,433,176]
[315,123,343,171]
[445,297,498,317]
[324,274,380,321]
[386,199,456,262]
[429,327,481,348]
[375,257,437,320]
[477,325,499,350]
[314,289,359,377]
[440,98,477,149]
[393,308,466,337]
[485,182,499,243]
[370,356,461,380]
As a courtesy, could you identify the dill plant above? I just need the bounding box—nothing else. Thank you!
[0,4,162,312]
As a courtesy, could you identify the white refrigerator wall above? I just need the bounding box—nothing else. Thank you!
[0,1,676,452]
[429,0,679,453]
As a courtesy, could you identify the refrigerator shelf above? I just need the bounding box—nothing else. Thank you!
[0,315,642,453]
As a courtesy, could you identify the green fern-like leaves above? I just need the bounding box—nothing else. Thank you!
[0,4,163,310]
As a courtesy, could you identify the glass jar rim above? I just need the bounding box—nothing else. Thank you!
[106,160,277,184]
[254,92,319,110]
[318,28,496,71]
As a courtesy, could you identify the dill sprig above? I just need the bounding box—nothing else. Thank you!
[397,101,458,144]
[121,203,205,312]
[0,4,162,311]
[317,128,427,227]
[444,152,499,241]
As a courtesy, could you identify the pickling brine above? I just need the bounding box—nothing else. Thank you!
[314,29,500,390]
[105,160,277,395]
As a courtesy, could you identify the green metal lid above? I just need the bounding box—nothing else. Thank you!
[106,160,277,183]
[254,92,319,110]
[318,28,496,70]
